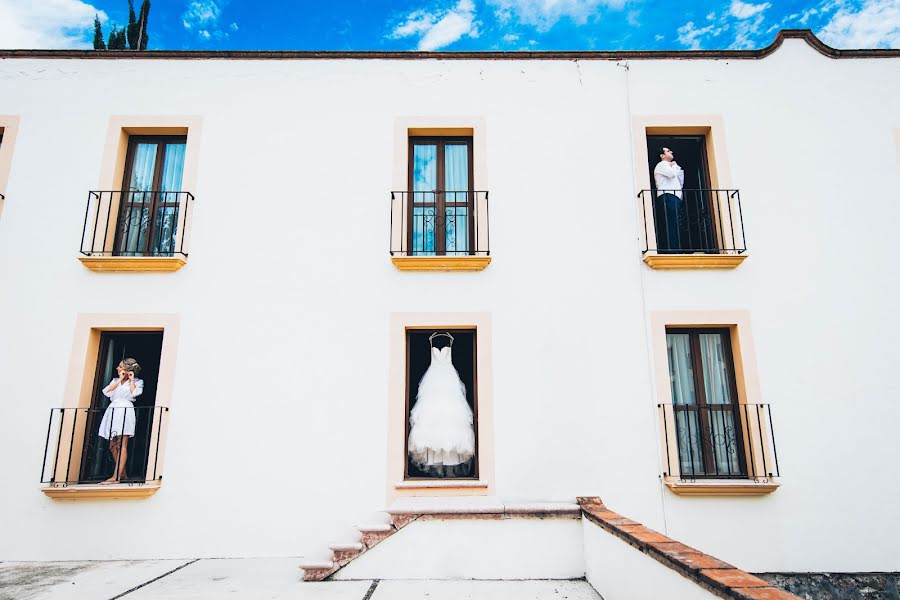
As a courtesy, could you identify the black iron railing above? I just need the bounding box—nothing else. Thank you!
[41,406,169,486]
[638,189,746,254]
[658,403,779,483]
[390,191,489,256]
[80,190,194,258]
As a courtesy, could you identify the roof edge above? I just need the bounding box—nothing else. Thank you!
[0,29,896,61]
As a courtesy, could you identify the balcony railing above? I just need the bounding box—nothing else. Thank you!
[658,403,780,483]
[80,190,194,258]
[40,406,169,486]
[638,189,746,254]
[390,191,489,257]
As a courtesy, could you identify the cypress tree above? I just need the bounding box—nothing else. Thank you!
[107,25,119,50]
[117,28,127,50]
[138,0,151,50]
[93,15,105,50]
[126,0,139,50]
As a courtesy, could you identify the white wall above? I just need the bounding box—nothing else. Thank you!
[583,519,717,600]
[334,518,584,580]
[0,38,898,571]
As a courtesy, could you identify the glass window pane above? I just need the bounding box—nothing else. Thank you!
[699,333,733,405]
[675,410,703,477]
[445,206,468,255]
[666,333,696,405]
[160,143,186,192]
[127,143,157,191]
[708,408,742,476]
[412,206,436,256]
[413,144,437,195]
[444,144,468,191]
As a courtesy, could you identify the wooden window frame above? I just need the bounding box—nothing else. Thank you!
[113,134,187,256]
[403,327,479,481]
[666,327,748,479]
[407,136,475,256]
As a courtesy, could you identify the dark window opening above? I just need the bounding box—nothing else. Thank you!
[405,328,478,479]
[114,135,187,257]
[665,327,747,479]
[79,331,164,483]
[647,134,718,252]
[407,136,475,256]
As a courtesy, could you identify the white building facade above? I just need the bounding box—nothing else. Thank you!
[0,30,898,583]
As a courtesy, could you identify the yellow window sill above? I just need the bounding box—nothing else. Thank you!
[391,256,491,271]
[41,482,161,499]
[643,253,747,270]
[79,256,187,272]
[395,479,489,490]
[664,478,779,496]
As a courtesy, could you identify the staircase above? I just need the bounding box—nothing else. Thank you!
[298,498,579,581]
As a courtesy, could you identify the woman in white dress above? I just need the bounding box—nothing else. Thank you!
[97,358,143,484]
[408,333,475,477]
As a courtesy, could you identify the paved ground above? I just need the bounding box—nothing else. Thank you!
[0,559,602,599]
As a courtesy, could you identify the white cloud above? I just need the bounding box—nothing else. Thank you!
[198,30,211,40]
[503,33,520,42]
[0,0,107,49]
[485,0,625,32]
[654,33,664,41]
[731,14,765,48]
[183,0,222,30]
[389,0,481,51]
[817,0,900,48]
[229,22,239,31]
[677,21,717,49]
[729,0,771,20]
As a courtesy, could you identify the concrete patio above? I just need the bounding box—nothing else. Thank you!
[0,558,602,600]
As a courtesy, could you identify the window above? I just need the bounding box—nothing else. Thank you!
[41,324,172,497]
[79,332,164,483]
[115,135,187,257]
[405,328,478,479]
[665,327,747,478]
[408,137,474,256]
[647,135,717,253]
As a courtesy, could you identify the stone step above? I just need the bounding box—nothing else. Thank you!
[357,523,393,533]
[298,560,334,570]
[329,542,364,551]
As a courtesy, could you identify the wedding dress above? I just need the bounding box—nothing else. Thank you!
[408,345,475,476]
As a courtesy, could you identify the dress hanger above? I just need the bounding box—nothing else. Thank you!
[428,332,454,348]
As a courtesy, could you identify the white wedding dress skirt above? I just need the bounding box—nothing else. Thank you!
[408,346,475,472]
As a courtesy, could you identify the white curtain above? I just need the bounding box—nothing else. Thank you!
[119,143,157,255]
[699,333,741,476]
[444,144,469,255]
[155,143,186,255]
[666,334,703,476]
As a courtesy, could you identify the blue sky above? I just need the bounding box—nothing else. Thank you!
[0,0,897,51]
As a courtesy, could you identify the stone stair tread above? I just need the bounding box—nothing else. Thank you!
[357,523,393,532]
[298,560,334,570]
[387,496,579,515]
[329,542,364,551]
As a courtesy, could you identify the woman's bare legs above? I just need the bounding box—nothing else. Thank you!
[101,436,129,483]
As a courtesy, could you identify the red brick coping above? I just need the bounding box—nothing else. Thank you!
[577,497,800,600]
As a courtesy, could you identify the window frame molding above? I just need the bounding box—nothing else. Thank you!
[387,312,495,501]
[79,116,202,272]
[42,313,180,499]
[632,116,746,269]
[391,118,490,271]
[0,115,21,218]
[649,310,779,496]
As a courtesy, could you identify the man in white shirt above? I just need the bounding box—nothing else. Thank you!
[653,146,686,251]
